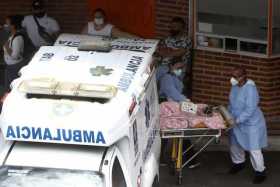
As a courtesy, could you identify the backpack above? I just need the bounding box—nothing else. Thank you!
[11,31,36,65]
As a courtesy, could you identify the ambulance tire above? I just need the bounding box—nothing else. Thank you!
[152,176,159,187]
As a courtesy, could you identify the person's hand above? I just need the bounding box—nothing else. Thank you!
[3,41,9,50]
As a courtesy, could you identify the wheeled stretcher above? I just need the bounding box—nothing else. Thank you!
[159,102,233,185]
[161,127,222,185]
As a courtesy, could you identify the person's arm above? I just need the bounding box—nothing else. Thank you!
[3,40,12,56]
[160,75,186,102]
[236,85,259,124]
[81,24,88,34]
[111,27,140,39]
[158,37,192,58]
[158,47,189,57]
[47,18,60,39]
[21,16,27,29]
[3,36,24,60]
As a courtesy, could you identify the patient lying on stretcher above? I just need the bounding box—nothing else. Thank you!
[160,101,226,130]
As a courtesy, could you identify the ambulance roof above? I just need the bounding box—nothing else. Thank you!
[54,33,159,55]
[20,45,152,93]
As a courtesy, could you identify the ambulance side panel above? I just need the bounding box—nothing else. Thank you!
[135,72,160,187]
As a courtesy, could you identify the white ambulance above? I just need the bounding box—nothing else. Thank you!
[0,35,161,187]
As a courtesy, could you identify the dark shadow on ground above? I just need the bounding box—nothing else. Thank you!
[160,151,280,187]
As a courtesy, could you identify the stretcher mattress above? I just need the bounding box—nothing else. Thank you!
[160,102,226,130]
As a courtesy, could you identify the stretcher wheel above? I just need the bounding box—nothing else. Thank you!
[215,137,220,144]
[176,171,183,185]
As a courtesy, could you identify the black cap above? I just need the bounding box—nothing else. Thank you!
[32,0,45,9]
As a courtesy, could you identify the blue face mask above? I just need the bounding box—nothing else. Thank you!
[173,69,182,77]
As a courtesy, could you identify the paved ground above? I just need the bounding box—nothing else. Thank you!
[159,151,280,187]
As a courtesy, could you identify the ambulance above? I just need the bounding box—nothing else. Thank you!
[0,35,161,187]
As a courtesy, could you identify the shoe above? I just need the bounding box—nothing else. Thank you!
[253,170,266,184]
[228,162,245,174]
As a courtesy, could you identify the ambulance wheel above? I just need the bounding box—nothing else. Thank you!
[176,172,182,185]
[152,176,159,187]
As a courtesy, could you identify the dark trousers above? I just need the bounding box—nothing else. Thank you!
[4,63,22,92]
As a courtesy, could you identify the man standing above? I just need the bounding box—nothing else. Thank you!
[22,0,60,48]
[156,17,192,81]
[228,67,267,184]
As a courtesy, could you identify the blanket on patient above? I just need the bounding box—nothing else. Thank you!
[160,102,226,130]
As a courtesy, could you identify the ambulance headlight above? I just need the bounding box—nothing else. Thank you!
[18,78,117,99]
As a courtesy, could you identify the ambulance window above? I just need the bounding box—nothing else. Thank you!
[0,166,105,187]
[112,158,127,187]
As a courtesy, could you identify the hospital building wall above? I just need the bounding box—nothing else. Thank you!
[192,51,280,134]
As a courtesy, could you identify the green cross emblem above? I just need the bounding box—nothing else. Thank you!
[90,66,113,76]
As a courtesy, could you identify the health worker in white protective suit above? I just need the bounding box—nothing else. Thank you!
[228,67,267,184]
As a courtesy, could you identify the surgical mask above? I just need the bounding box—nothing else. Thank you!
[174,69,182,77]
[230,77,238,86]
[2,24,11,33]
[94,18,104,25]
[3,24,9,29]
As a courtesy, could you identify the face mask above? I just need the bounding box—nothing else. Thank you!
[3,24,9,28]
[174,69,182,77]
[2,24,11,33]
[230,77,239,86]
[94,18,104,25]
[34,11,46,18]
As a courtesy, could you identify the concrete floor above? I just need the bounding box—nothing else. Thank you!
[159,151,280,187]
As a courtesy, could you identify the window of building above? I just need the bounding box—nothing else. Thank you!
[194,0,280,57]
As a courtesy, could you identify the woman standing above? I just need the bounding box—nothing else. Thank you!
[3,15,25,92]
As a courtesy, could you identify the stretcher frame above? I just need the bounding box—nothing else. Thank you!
[161,127,222,185]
